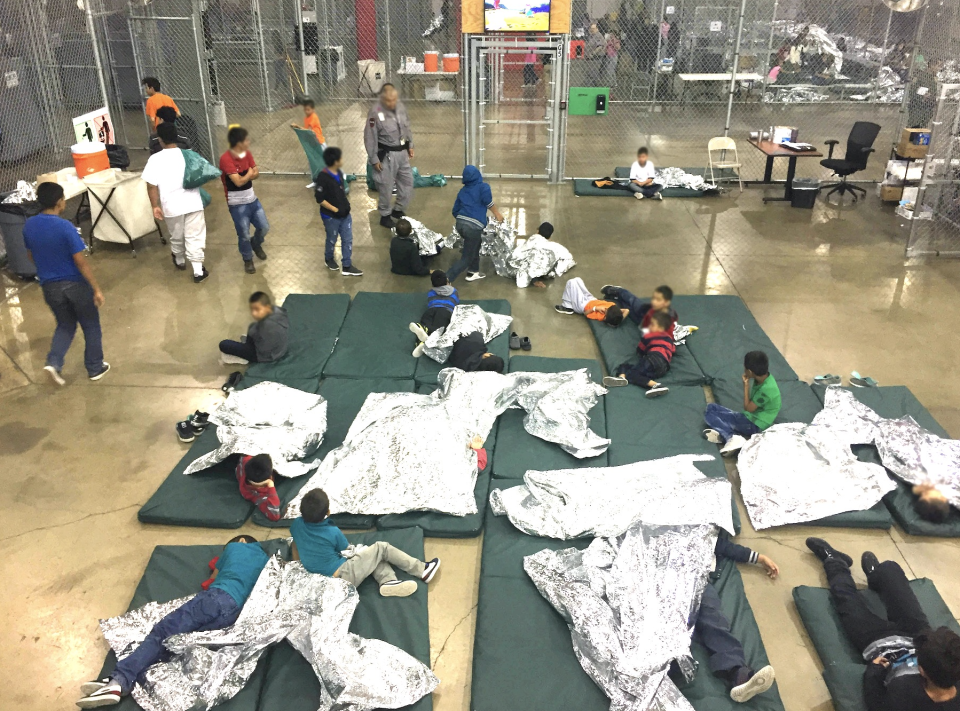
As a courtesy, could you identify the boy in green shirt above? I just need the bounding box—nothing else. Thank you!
[703,351,782,456]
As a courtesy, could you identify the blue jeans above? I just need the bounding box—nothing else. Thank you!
[693,583,747,677]
[628,182,662,197]
[606,286,645,326]
[111,588,240,693]
[704,403,761,443]
[322,213,353,267]
[41,280,103,376]
[447,218,483,282]
[228,199,269,261]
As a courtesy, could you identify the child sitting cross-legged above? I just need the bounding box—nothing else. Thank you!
[236,453,281,522]
[291,489,441,597]
[602,310,674,398]
[703,350,782,456]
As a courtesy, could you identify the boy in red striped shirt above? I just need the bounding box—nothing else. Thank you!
[236,454,281,521]
[603,310,675,398]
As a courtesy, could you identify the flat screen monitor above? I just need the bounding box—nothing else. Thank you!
[484,0,551,32]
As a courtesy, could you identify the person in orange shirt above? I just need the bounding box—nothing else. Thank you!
[290,99,325,148]
[555,277,625,325]
[142,77,179,129]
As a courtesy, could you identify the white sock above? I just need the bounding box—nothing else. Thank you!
[173,254,185,266]
[191,262,203,277]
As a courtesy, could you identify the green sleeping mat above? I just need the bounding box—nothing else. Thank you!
[811,385,960,537]
[413,299,512,386]
[471,509,784,711]
[613,165,739,181]
[100,528,431,711]
[245,293,350,381]
[793,578,959,711]
[138,427,253,529]
[493,357,607,480]
[572,167,730,198]
[587,317,707,386]
[235,376,320,394]
[251,377,416,530]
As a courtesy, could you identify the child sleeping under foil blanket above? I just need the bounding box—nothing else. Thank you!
[284,367,610,518]
[738,386,960,529]
[421,303,512,363]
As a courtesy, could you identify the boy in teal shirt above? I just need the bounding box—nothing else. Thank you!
[703,350,782,455]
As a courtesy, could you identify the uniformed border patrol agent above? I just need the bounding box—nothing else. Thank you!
[364,83,415,229]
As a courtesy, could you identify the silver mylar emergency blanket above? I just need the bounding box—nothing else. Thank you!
[184,382,327,477]
[99,556,438,711]
[285,368,609,518]
[657,167,716,191]
[507,234,577,288]
[490,454,735,539]
[525,523,717,711]
[445,220,517,278]
[397,217,444,257]
[422,303,513,363]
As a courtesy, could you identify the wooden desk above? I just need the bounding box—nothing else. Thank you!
[748,139,824,202]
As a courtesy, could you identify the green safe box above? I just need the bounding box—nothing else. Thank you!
[568,87,609,115]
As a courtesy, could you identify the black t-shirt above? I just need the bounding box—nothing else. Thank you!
[449,332,487,371]
[865,663,960,711]
[390,237,429,276]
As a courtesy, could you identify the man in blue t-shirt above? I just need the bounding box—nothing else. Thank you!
[23,182,109,384]
[76,535,270,708]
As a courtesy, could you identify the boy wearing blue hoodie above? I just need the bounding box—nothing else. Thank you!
[447,165,504,283]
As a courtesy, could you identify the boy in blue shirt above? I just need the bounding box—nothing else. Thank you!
[76,535,269,708]
[291,489,440,597]
[447,165,504,283]
[409,269,459,357]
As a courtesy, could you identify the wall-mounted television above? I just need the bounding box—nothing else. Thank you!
[484,0,551,32]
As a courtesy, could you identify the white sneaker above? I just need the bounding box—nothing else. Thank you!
[465,272,486,281]
[408,322,429,342]
[379,580,418,597]
[44,365,66,386]
[645,385,669,398]
[77,681,122,708]
[412,342,425,358]
[721,434,748,456]
[731,665,775,703]
[79,679,110,696]
[703,428,722,444]
[654,192,664,200]
[219,352,250,365]
[602,376,628,387]
[421,557,441,583]
[634,192,645,200]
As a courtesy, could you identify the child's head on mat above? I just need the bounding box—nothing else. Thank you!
[651,284,673,312]
[744,350,769,379]
[603,305,624,326]
[538,222,554,239]
[431,270,450,287]
[649,310,672,333]
[322,146,343,170]
[248,291,274,321]
[914,484,951,523]
[477,353,505,373]
[226,534,258,546]
[916,626,960,689]
[245,454,274,487]
[301,488,330,523]
[396,219,413,238]
[636,146,649,166]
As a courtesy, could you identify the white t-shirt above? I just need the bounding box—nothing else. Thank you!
[630,160,657,183]
[141,148,204,218]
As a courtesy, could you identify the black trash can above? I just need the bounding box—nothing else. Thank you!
[791,178,820,208]
[0,195,42,278]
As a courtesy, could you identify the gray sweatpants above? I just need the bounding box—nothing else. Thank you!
[375,151,414,216]
[335,541,425,587]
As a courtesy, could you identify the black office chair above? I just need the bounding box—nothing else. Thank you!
[820,121,881,203]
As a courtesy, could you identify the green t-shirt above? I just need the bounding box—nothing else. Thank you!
[743,374,782,430]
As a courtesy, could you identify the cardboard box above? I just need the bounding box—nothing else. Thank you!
[879,183,903,202]
[897,129,930,158]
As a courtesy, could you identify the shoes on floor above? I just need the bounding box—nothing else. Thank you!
[520,336,532,351]
[850,371,878,387]
[76,680,122,708]
[222,371,243,393]
[177,421,196,443]
[603,376,628,388]
[805,537,853,566]
[379,580,418,597]
[409,322,429,342]
[253,245,267,260]
[194,268,210,284]
[244,260,256,274]
[188,411,209,433]
[814,374,841,386]
[600,285,622,296]
[44,364,66,386]
[465,271,486,282]
[645,385,669,398]
[554,304,576,315]
[89,362,111,381]
[861,551,880,577]
[342,265,363,277]
[325,258,340,271]
[421,558,441,583]
[380,215,397,228]
[171,253,186,271]
[730,665,775,703]
[509,332,521,351]
[703,428,722,444]
[720,434,747,456]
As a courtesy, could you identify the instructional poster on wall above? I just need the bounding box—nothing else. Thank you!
[73,107,114,145]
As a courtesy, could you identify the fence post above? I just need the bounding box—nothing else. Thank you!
[723,0,746,137]
[84,0,115,142]
[875,7,893,102]
[384,0,392,78]
[296,0,308,96]
[761,0,778,95]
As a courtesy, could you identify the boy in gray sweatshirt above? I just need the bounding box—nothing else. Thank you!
[219,291,289,363]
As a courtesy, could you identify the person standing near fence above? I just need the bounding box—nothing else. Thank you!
[219,126,269,275]
[143,123,209,283]
[364,84,415,229]
[23,183,110,385]
[141,77,180,129]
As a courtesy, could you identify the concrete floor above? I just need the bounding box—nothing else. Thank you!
[2,176,960,711]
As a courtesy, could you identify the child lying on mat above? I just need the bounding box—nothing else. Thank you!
[555,277,626,325]
[219,291,289,365]
[600,283,677,332]
[290,489,440,598]
[237,453,281,522]
[805,537,960,711]
[76,535,269,708]
[449,331,505,373]
[704,351,782,456]
[602,310,674,398]
[410,270,460,357]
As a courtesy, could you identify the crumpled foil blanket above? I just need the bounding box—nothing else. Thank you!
[525,522,718,711]
[1,180,38,203]
[184,381,327,477]
[100,555,438,711]
[764,86,830,103]
[423,303,513,363]
[673,324,695,346]
[656,167,717,191]
[490,454,735,539]
[850,67,904,103]
[398,217,444,256]
[445,221,517,277]
[507,234,577,288]
[284,368,610,518]
[804,24,843,76]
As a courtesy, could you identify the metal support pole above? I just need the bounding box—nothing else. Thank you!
[251,0,273,111]
[723,0,746,136]
[652,0,666,110]
[875,8,893,101]
[384,0,392,79]
[23,0,62,153]
[899,4,928,135]
[297,0,308,96]
[191,14,218,160]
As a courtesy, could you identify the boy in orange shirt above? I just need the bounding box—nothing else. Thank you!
[291,99,326,148]
[555,277,625,325]
[141,77,179,129]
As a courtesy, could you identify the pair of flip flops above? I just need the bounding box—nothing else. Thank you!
[509,331,531,351]
[813,372,879,387]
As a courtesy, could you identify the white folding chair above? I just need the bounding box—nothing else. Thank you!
[707,136,743,192]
